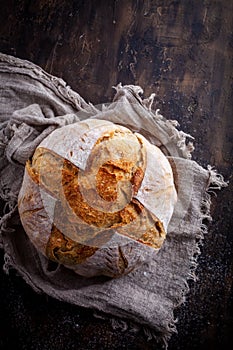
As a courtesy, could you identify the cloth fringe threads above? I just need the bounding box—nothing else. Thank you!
[94,164,227,350]
[0,53,228,349]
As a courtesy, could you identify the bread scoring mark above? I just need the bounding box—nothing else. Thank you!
[46,225,98,265]
[25,137,166,254]
[95,130,116,144]
[137,218,165,249]
[27,147,65,198]
[103,246,133,278]
[96,160,136,202]
[118,246,129,270]
[62,159,142,229]
[131,167,144,194]
[81,128,146,211]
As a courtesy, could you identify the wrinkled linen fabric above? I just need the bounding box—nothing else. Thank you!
[0,53,227,347]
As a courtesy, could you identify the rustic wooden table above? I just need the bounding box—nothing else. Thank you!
[0,1,232,349]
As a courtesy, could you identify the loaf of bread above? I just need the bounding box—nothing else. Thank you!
[18,119,177,277]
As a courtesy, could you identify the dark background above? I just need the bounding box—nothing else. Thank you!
[0,1,233,349]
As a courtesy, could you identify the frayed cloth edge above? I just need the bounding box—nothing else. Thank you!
[0,65,229,347]
[91,167,228,347]
[0,165,228,348]
[113,83,195,160]
[0,52,94,113]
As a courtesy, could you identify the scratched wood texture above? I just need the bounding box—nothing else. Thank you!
[0,1,232,349]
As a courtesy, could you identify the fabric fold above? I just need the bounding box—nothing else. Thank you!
[0,53,227,348]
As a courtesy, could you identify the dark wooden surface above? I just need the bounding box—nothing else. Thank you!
[0,1,233,349]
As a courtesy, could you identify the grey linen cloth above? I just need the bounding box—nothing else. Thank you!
[0,53,227,347]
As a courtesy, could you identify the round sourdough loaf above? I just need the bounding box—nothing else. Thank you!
[18,119,177,277]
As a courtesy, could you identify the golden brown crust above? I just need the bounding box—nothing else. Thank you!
[96,164,118,202]
[96,160,136,202]
[46,225,98,265]
[25,133,167,265]
[130,167,144,194]
[62,159,146,229]
[137,219,166,249]
[25,160,39,184]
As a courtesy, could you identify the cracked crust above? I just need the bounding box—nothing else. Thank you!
[46,225,98,265]
[18,120,175,276]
